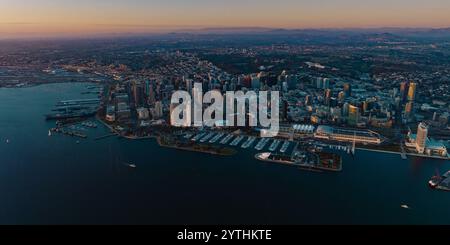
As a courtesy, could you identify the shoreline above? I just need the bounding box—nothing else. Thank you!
[255,153,342,172]
[96,117,236,156]
[356,147,450,161]
[96,116,449,160]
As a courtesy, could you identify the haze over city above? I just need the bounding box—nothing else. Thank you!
[1,0,450,38]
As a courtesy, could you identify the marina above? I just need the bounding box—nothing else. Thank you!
[255,138,271,151]
[280,141,291,153]
[269,140,281,152]
[209,132,225,144]
[230,136,245,146]
[200,132,216,143]
[50,127,87,139]
[220,134,234,144]
[191,132,207,142]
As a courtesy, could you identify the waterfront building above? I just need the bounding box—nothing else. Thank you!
[116,102,131,120]
[314,125,383,144]
[416,122,428,153]
[406,122,448,157]
[106,105,116,122]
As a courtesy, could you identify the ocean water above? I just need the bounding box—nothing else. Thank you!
[0,82,449,225]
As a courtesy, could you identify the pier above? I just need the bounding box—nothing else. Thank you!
[220,134,234,144]
[94,133,117,141]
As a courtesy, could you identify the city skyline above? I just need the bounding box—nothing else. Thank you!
[1,0,450,38]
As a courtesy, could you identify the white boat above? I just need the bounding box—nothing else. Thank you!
[128,163,137,169]
[400,204,410,209]
[6,139,10,144]
[48,130,52,136]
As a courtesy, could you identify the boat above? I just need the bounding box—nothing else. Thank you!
[429,170,450,191]
[6,139,9,144]
[428,176,440,188]
[48,130,52,136]
[401,204,410,209]
[128,163,137,169]
[76,141,80,144]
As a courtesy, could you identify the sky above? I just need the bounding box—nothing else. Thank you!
[1,0,450,38]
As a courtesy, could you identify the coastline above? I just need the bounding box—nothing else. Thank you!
[356,147,450,160]
[96,116,236,156]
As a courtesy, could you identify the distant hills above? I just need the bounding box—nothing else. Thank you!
[168,27,450,41]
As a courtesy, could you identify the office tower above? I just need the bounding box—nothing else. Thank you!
[323,78,330,89]
[348,104,360,126]
[132,82,145,107]
[362,101,369,114]
[148,84,155,105]
[154,101,163,119]
[338,91,345,102]
[316,77,323,89]
[400,81,409,102]
[251,75,260,89]
[404,101,413,118]
[343,102,350,117]
[343,83,351,97]
[324,89,332,106]
[407,82,417,101]
[305,95,312,106]
[416,122,428,154]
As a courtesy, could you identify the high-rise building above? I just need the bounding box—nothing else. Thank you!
[407,82,417,101]
[154,101,163,119]
[416,122,428,154]
[343,102,350,117]
[305,95,312,106]
[404,101,413,118]
[132,82,145,107]
[400,81,410,102]
[343,83,351,97]
[323,78,330,89]
[324,89,332,106]
[316,77,323,89]
[348,104,360,126]
[251,75,260,89]
[338,91,345,102]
